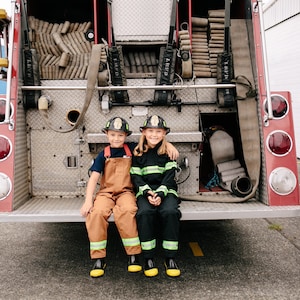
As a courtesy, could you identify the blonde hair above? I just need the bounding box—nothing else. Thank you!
[133,133,168,156]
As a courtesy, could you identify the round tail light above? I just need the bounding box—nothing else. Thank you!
[269,167,297,196]
[264,94,288,119]
[0,173,12,200]
[267,130,292,156]
[0,136,12,160]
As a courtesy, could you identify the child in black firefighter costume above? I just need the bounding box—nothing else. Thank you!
[80,116,178,277]
[130,115,181,277]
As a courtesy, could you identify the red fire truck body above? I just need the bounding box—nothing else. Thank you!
[0,0,299,221]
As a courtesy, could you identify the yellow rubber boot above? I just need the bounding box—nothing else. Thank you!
[144,258,158,277]
[164,258,180,277]
[90,258,106,278]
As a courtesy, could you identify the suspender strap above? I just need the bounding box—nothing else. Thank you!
[104,144,132,158]
[123,143,132,157]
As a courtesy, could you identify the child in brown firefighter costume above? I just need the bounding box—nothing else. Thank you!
[80,116,179,277]
[130,115,182,277]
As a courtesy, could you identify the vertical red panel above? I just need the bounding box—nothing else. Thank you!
[251,0,299,205]
[263,92,299,205]
[0,0,21,211]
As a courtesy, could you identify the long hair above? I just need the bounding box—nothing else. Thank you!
[133,133,168,157]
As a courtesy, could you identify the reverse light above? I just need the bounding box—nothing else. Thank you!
[0,172,12,200]
[264,94,288,119]
[0,135,12,160]
[269,167,297,196]
[266,130,292,156]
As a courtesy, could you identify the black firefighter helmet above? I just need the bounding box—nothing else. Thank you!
[140,115,170,134]
[102,117,132,136]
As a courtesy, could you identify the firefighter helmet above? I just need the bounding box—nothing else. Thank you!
[140,115,170,134]
[102,117,132,136]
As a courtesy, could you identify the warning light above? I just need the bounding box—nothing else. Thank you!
[267,130,292,156]
[269,167,297,196]
[0,135,12,160]
[264,94,288,119]
[0,172,12,200]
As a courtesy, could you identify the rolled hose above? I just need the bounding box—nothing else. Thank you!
[231,176,253,197]
[38,44,102,133]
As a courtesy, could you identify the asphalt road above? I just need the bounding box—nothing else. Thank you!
[0,217,299,300]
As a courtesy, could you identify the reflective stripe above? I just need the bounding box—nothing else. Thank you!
[90,240,107,250]
[168,189,178,197]
[165,161,177,170]
[155,185,168,196]
[131,162,177,177]
[141,239,156,251]
[154,186,178,197]
[142,165,165,175]
[122,236,140,247]
[136,184,151,198]
[162,240,178,251]
[130,166,142,175]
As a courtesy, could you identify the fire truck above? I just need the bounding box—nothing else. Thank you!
[0,0,299,222]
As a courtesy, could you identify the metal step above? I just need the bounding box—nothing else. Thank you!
[0,197,299,222]
[87,131,203,144]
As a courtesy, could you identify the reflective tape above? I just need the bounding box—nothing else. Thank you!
[141,239,156,251]
[162,240,178,251]
[90,240,107,250]
[122,236,140,247]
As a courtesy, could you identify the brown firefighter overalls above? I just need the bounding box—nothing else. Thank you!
[86,145,141,259]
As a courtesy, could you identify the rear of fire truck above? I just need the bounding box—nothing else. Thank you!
[0,0,299,221]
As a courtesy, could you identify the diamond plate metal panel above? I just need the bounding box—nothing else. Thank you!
[30,130,83,196]
[112,0,173,42]
[26,78,237,198]
[176,144,200,195]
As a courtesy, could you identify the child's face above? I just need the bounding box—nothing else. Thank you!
[142,128,166,148]
[106,130,127,148]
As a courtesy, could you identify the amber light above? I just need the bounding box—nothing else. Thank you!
[267,130,292,156]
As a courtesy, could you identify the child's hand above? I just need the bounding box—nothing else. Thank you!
[147,192,161,206]
[80,202,93,217]
[166,142,179,160]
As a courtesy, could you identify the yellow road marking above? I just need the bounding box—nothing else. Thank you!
[189,242,204,256]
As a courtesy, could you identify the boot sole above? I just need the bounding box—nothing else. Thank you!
[144,268,158,277]
[128,265,142,273]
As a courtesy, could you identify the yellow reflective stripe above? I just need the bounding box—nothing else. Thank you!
[90,240,107,250]
[131,162,176,177]
[130,166,142,175]
[136,184,151,198]
[141,165,165,175]
[154,187,178,197]
[165,161,177,170]
[162,240,178,251]
[168,189,178,197]
[122,237,140,247]
[155,185,168,196]
[141,239,156,251]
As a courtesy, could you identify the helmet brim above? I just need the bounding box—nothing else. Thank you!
[139,126,170,134]
[102,128,132,136]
